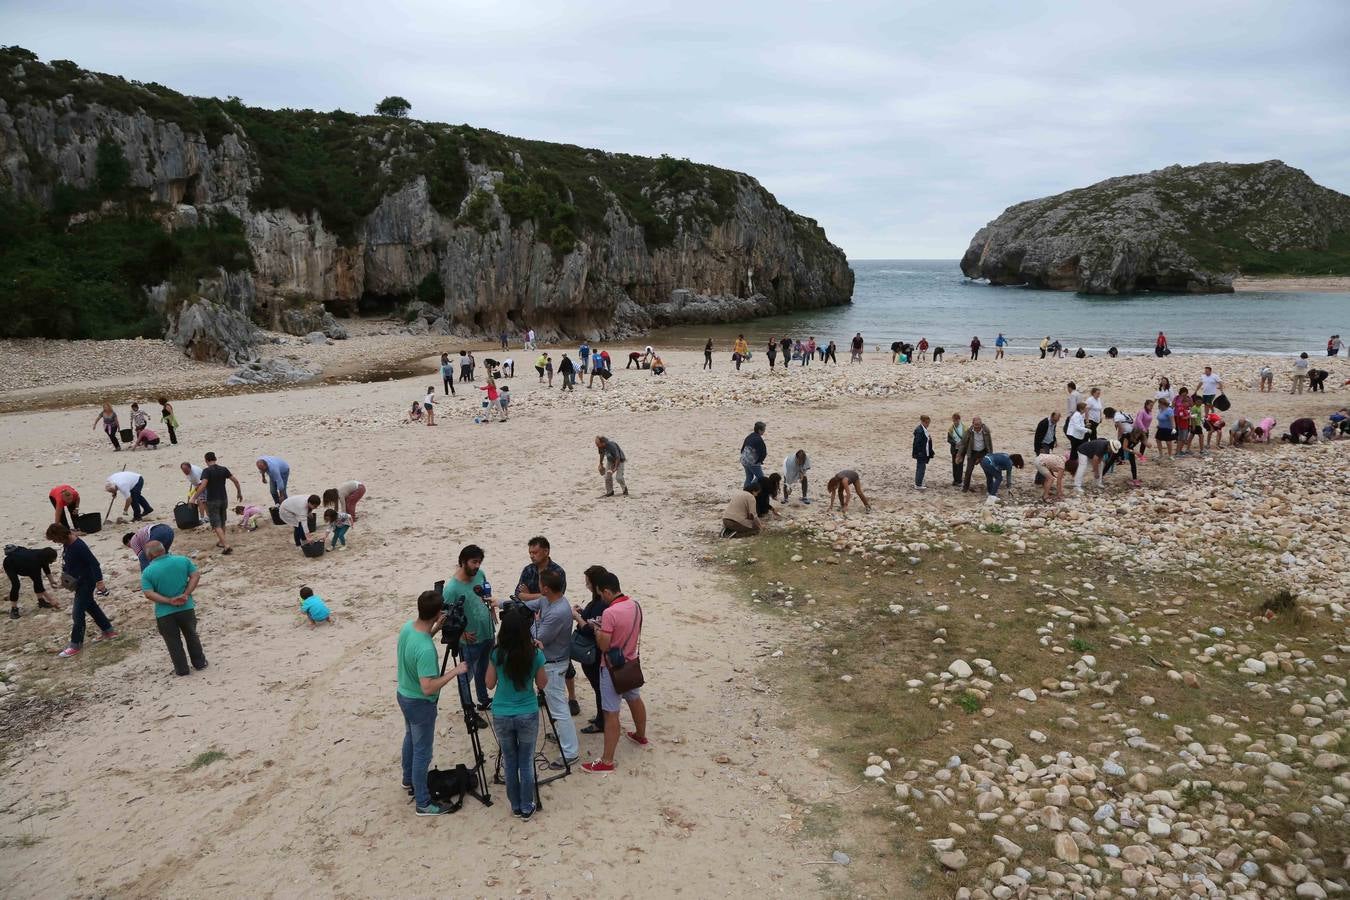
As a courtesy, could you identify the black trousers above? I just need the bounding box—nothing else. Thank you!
[581,658,602,725]
[703,351,712,369]
[949,446,962,485]
[166,422,178,444]
[157,608,207,675]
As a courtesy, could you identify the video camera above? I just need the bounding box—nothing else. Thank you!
[433,579,469,648]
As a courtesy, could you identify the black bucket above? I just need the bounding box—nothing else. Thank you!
[269,506,284,526]
[119,428,133,443]
[174,502,201,529]
[301,542,326,559]
[75,512,102,533]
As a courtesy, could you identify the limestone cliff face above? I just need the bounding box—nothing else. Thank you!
[961,161,1350,294]
[0,50,853,347]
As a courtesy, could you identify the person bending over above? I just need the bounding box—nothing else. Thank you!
[827,470,871,515]
[5,545,60,619]
[979,452,1023,505]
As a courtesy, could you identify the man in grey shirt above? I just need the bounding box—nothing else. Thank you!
[522,569,579,767]
[596,435,628,497]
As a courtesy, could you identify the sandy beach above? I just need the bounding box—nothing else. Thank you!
[1,336,1347,898]
[1233,275,1350,293]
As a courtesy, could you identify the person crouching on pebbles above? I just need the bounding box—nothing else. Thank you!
[1034,453,1066,502]
[826,470,871,515]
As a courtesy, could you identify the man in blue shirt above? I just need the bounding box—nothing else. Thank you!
[255,455,290,504]
[578,342,591,375]
[141,541,207,676]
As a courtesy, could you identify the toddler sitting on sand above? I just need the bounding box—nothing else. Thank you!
[299,586,334,627]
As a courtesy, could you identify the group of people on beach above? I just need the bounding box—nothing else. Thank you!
[92,398,180,451]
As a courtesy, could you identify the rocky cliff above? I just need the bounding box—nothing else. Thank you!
[0,46,853,356]
[960,161,1350,294]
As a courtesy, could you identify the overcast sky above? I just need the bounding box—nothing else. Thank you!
[4,0,1348,257]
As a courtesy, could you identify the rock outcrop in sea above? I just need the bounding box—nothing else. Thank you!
[0,47,853,357]
[961,161,1350,294]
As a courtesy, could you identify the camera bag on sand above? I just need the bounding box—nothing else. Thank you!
[608,602,645,694]
[427,764,469,812]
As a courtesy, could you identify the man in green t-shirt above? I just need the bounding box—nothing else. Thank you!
[442,544,494,725]
[140,541,207,677]
[398,589,466,816]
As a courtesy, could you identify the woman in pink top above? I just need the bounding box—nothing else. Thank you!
[132,428,160,450]
[1255,416,1277,442]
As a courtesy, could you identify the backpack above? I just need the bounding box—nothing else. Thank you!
[740,445,758,467]
[426,764,470,812]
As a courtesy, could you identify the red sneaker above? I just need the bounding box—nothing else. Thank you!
[626,731,649,747]
[581,760,615,774]
[94,629,119,642]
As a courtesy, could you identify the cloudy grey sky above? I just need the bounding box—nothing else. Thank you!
[4,0,1349,257]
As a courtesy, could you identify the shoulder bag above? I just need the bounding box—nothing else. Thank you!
[608,602,645,693]
[570,628,598,666]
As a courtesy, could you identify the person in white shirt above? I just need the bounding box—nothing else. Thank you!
[1066,403,1089,455]
[180,461,205,512]
[782,450,812,504]
[279,494,322,547]
[1195,367,1223,413]
[106,470,153,521]
[1085,388,1104,438]
[422,387,436,426]
[1155,376,1174,404]
[1064,382,1082,437]
[1291,353,1310,394]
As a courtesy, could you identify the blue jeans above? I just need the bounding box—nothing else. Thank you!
[269,469,289,504]
[980,457,1004,496]
[493,712,539,814]
[330,524,349,548]
[915,457,927,487]
[398,693,438,808]
[457,639,493,708]
[742,462,764,490]
[129,476,153,519]
[136,524,175,570]
[70,581,112,647]
[543,659,580,760]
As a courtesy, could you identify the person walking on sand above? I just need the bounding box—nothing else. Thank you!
[1066,402,1089,456]
[559,353,576,391]
[579,340,591,375]
[158,397,180,445]
[256,455,290,504]
[782,449,812,504]
[766,337,778,369]
[1155,331,1170,357]
[5,545,60,620]
[596,436,628,497]
[93,403,122,451]
[851,332,864,363]
[994,333,1007,360]
[458,350,473,383]
[969,335,981,361]
[193,451,243,555]
[1195,366,1224,415]
[581,571,647,775]
[827,470,871,514]
[479,376,502,421]
[107,469,153,521]
[732,334,749,371]
[955,417,993,492]
[1034,412,1060,454]
[824,340,838,364]
[946,413,966,487]
[46,522,117,658]
[140,541,207,677]
[1040,336,1050,359]
[703,338,713,370]
[912,415,935,490]
[1327,334,1343,357]
[917,337,929,361]
[740,422,768,489]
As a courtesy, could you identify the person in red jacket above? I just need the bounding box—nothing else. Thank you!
[49,485,81,528]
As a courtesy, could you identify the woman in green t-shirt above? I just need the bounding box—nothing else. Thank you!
[487,604,548,818]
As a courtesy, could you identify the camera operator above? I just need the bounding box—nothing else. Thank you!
[397,590,468,817]
[442,544,494,726]
[516,536,580,715]
[519,570,580,768]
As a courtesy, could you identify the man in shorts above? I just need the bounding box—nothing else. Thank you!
[194,452,243,556]
[581,571,647,773]
[1195,366,1223,415]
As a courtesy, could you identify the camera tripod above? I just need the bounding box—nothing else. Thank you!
[492,683,572,811]
[438,643,493,808]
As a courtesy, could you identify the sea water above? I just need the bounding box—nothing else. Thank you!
[653,259,1348,356]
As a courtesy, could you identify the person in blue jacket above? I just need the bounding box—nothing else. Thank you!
[46,522,117,658]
